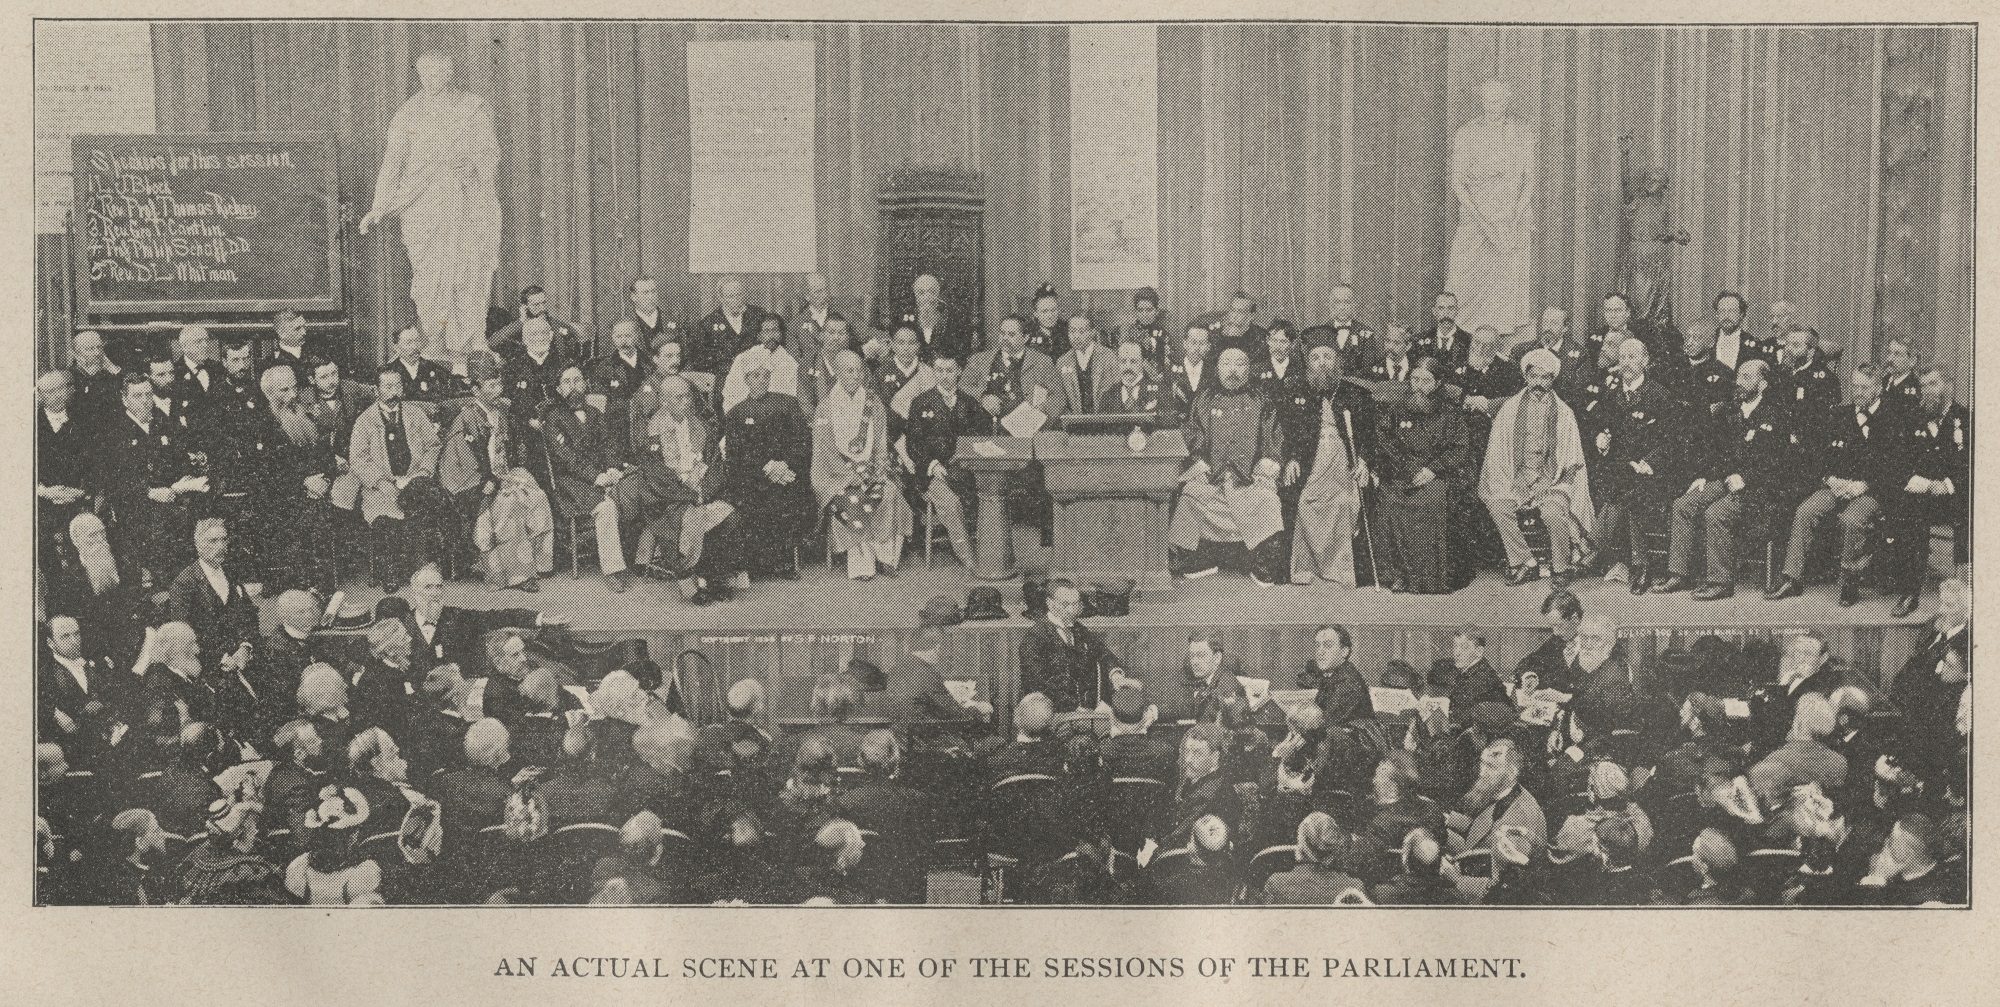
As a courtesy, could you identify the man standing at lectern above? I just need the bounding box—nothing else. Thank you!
[1171,347,1288,586]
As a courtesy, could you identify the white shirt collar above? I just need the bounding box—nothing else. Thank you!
[200,560,230,600]
[1074,343,1094,366]
[1623,374,1645,393]
[53,652,89,692]
[45,409,67,429]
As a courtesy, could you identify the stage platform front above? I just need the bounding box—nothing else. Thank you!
[346,563,1929,727]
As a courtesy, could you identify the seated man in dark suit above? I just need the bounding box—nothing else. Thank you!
[1097,336,1172,423]
[163,518,260,668]
[1099,686,1175,784]
[539,726,619,828]
[695,678,776,781]
[902,354,988,568]
[832,730,937,903]
[262,719,330,835]
[1157,724,1241,848]
[439,718,516,849]
[975,693,1065,784]
[39,615,125,768]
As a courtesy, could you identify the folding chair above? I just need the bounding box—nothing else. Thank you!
[1106,777,1167,854]
[982,773,1061,903]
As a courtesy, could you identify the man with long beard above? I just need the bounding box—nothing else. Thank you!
[239,365,336,595]
[1447,738,1546,855]
[48,512,148,671]
[1479,348,1595,589]
[1375,358,1470,594]
[1170,347,1287,586]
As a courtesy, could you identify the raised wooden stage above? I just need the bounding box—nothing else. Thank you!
[363,562,1930,727]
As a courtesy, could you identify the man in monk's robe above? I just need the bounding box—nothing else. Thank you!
[1170,348,1288,586]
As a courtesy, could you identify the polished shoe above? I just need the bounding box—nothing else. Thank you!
[605,571,629,594]
[1505,564,1541,587]
[1838,576,1860,607]
[1765,576,1803,601]
[1891,592,1921,618]
[1650,575,1691,594]
[505,577,539,593]
[1629,569,1652,595]
[1692,582,1734,601]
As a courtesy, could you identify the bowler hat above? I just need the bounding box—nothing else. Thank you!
[918,595,963,629]
[1379,660,1419,691]
[847,658,886,692]
[1084,578,1136,618]
[963,587,1008,621]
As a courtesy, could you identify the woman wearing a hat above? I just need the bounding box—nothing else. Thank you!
[175,794,286,904]
[287,784,384,905]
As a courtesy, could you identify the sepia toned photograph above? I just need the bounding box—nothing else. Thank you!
[31,17,1972,911]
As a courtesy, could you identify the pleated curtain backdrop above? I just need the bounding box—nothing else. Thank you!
[136,22,1968,378]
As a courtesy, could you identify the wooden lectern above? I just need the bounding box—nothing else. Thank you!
[1036,429,1188,597]
[952,435,1035,580]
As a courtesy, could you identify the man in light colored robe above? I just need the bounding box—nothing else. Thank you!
[1480,347,1594,588]
[813,351,914,580]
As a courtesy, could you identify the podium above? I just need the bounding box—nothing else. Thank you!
[1036,429,1187,597]
[952,435,1035,580]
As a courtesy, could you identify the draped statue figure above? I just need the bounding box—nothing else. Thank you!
[1445,79,1536,338]
[359,50,502,362]
[1617,133,1692,332]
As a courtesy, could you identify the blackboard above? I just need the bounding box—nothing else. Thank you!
[73,132,343,314]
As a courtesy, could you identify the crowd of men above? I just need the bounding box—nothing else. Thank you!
[33,561,1969,906]
[33,273,1971,905]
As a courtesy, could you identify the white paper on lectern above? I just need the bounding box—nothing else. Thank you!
[1002,403,1047,437]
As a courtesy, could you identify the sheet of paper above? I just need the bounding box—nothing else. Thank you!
[943,679,978,705]
[971,439,1007,458]
[1723,698,1752,719]
[1370,686,1418,716]
[1001,401,1047,437]
[1267,688,1319,720]
[1235,676,1271,709]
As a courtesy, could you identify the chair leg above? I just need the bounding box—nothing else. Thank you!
[925,498,935,570]
[569,516,582,579]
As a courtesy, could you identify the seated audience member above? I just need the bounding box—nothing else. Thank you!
[537,727,618,829]
[1746,694,1847,809]
[902,353,984,568]
[164,518,260,667]
[1787,786,1889,905]
[1479,347,1595,588]
[499,317,569,443]
[38,614,125,768]
[137,622,221,752]
[1297,624,1373,727]
[978,693,1065,784]
[349,363,447,592]
[1160,724,1240,848]
[1100,686,1174,785]
[793,819,872,904]
[1153,814,1239,906]
[50,511,151,671]
[588,319,653,458]
[440,715,516,851]
[1364,751,1446,854]
[442,351,555,592]
[788,674,866,770]
[297,665,356,765]
[1447,738,1546,855]
[695,678,775,781]
[720,362,814,580]
[814,350,914,580]
[1178,631,1251,727]
[504,669,568,769]
[771,738,842,856]
[134,722,227,838]
[1681,828,1750,906]
[100,808,173,905]
[1262,812,1368,905]
[832,730,936,903]
[263,720,329,836]
[1859,813,1958,905]
[1170,347,1287,586]
[587,811,676,904]
[288,784,383,905]
[176,794,285,904]
[1514,589,1584,695]
[346,727,422,838]
[1372,828,1463,905]
[689,275,770,380]
[1479,824,1554,905]
[616,719,701,840]
[1374,356,1469,594]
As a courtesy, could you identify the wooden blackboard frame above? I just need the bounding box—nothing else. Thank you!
[71,131,344,315]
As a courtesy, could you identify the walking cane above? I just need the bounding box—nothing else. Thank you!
[1342,407,1384,591]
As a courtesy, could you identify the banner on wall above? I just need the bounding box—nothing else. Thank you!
[34,21,157,234]
[1069,24,1159,290]
[687,39,818,274]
